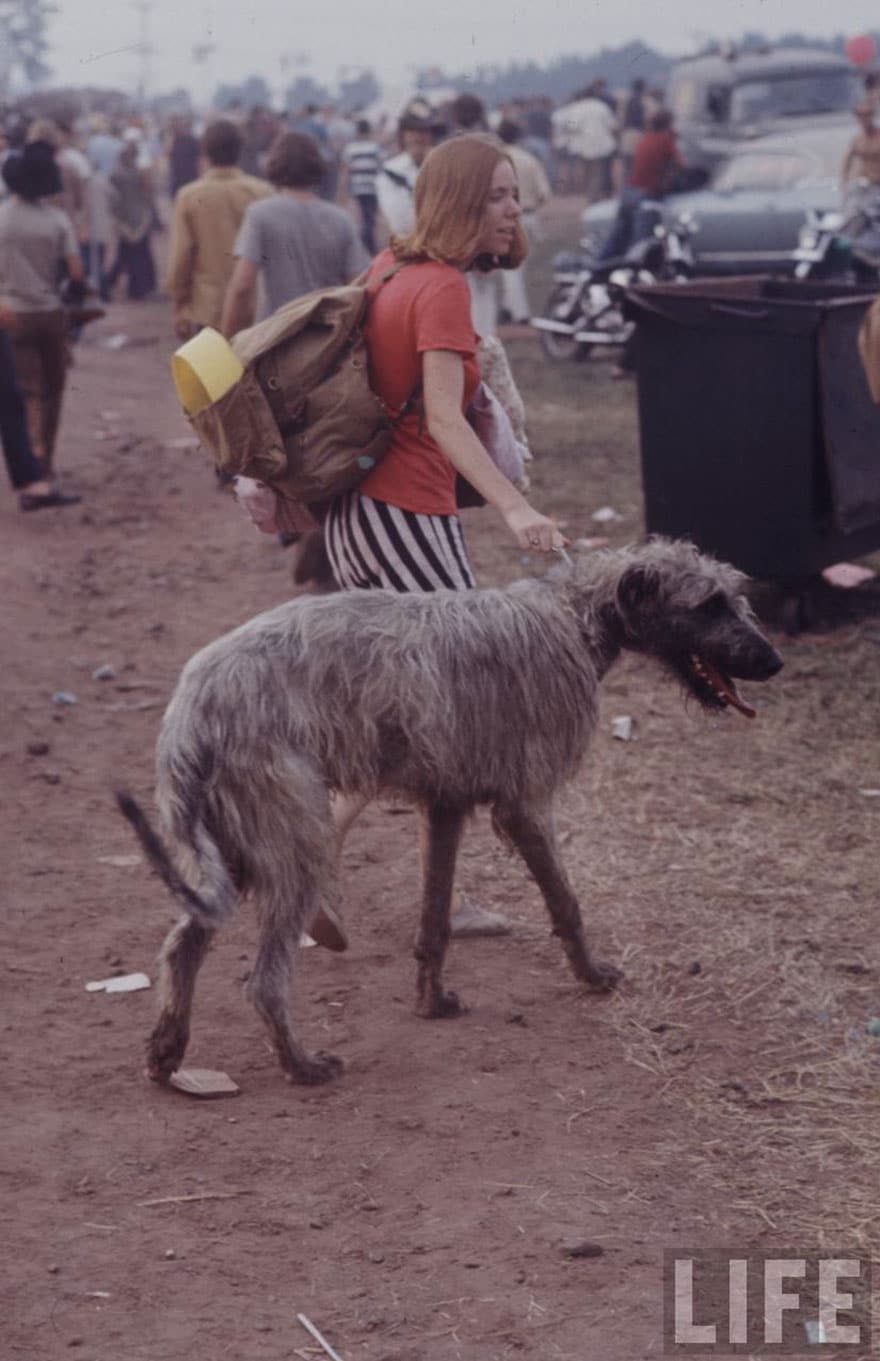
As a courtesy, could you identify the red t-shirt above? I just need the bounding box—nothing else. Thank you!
[629,130,681,196]
[358,248,480,516]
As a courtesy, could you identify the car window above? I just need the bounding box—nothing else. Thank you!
[713,151,817,192]
[729,71,860,124]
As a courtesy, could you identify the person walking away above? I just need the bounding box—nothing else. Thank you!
[0,141,84,481]
[323,104,354,201]
[552,84,616,202]
[522,95,555,184]
[618,78,648,185]
[0,303,80,509]
[450,92,489,133]
[496,119,551,323]
[341,118,381,253]
[376,105,439,238]
[106,141,157,300]
[447,92,500,334]
[166,119,270,341]
[86,114,122,177]
[27,119,89,231]
[599,109,683,261]
[83,117,117,296]
[315,133,567,945]
[168,115,201,197]
[220,131,368,337]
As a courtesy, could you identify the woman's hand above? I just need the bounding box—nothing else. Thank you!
[232,475,280,534]
[502,503,568,553]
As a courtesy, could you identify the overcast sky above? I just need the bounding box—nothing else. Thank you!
[46,0,876,104]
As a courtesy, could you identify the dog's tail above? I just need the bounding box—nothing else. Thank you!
[115,789,236,928]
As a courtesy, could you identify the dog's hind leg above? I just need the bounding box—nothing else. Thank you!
[247,896,344,1085]
[414,802,466,1018]
[493,801,622,992]
[146,915,215,1081]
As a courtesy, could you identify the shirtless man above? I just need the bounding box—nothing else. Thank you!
[841,102,880,190]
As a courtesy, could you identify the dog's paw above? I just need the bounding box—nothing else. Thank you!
[585,959,623,992]
[146,1023,188,1080]
[418,988,464,1019]
[288,1050,344,1086]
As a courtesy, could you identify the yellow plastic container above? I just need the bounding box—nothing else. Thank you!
[171,327,244,416]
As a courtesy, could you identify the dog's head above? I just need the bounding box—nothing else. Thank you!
[606,540,783,718]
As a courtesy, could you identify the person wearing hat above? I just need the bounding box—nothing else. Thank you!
[376,104,442,238]
[0,139,84,485]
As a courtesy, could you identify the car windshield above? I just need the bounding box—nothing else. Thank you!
[729,71,860,123]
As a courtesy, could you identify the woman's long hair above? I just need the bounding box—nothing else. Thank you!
[392,133,528,272]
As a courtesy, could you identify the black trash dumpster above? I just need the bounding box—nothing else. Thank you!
[625,277,880,581]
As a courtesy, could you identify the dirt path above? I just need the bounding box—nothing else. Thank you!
[3,271,879,1360]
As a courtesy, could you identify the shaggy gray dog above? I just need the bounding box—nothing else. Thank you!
[118,539,782,1087]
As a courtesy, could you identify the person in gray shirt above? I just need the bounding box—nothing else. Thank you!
[221,131,368,336]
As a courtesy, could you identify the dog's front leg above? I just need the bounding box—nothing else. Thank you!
[414,802,465,1018]
[493,800,622,992]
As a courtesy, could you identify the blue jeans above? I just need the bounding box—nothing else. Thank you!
[0,329,43,489]
[599,189,656,263]
[355,194,378,254]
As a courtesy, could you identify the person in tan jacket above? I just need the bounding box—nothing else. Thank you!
[165,119,270,340]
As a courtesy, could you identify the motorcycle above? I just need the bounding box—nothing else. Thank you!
[531,207,697,362]
[794,181,880,284]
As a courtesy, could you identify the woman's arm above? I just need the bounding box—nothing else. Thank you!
[220,256,259,338]
[422,348,565,552]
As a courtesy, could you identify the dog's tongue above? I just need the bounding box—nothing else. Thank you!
[703,660,756,719]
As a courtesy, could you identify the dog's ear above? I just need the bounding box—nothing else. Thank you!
[616,562,661,617]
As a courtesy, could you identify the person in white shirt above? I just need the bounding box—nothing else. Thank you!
[376,106,440,237]
[496,119,551,322]
[552,84,617,203]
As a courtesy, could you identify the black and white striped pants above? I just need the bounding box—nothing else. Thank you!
[324,489,476,592]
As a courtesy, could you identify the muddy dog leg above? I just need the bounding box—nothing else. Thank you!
[493,801,622,991]
[415,803,466,1018]
[147,914,215,1080]
[247,902,343,1085]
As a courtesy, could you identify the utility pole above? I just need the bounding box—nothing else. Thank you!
[134,0,154,107]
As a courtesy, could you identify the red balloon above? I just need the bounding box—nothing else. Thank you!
[845,33,877,67]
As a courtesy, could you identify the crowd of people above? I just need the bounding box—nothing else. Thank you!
[0,75,693,520]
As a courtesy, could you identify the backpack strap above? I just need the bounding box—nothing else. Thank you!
[356,261,423,423]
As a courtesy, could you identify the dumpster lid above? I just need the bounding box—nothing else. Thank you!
[625,276,879,338]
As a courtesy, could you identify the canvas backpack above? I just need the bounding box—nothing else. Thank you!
[189,268,413,519]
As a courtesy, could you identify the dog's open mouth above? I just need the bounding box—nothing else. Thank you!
[688,653,756,719]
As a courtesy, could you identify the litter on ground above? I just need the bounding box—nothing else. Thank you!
[85,972,151,994]
[168,1069,240,1098]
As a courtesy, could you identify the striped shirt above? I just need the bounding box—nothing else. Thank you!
[342,139,381,197]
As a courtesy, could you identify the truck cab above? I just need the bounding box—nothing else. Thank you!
[667,47,861,173]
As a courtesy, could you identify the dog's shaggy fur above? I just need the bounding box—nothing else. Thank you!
[118,539,782,1086]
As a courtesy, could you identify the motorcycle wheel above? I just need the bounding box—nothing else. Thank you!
[538,288,592,362]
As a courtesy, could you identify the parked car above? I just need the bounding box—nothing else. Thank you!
[666,46,860,173]
[581,124,854,275]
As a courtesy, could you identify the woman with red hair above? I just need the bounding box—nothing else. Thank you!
[324,132,564,593]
